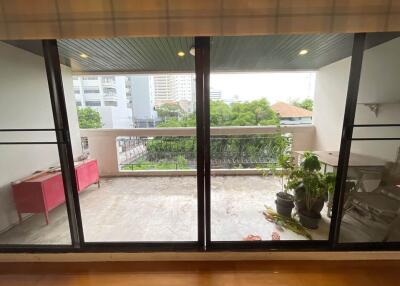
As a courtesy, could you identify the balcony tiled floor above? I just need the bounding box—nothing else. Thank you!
[0,176,385,244]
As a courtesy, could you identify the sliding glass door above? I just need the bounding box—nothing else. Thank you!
[2,32,400,252]
[336,33,400,245]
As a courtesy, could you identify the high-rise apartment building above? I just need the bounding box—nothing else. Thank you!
[153,74,195,113]
[73,75,132,128]
[210,88,222,101]
[127,75,157,127]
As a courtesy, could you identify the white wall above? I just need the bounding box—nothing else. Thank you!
[313,37,400,161]
[0,42,81,233]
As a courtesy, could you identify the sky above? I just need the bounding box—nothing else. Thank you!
[210,72,316,104]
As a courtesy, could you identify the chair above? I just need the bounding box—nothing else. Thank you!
[343,147,400,242]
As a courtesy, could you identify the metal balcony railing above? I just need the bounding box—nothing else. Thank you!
[117,135,292,171]
[80,125,315,176]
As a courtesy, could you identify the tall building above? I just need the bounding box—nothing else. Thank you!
[127,75,157,128]
[153,74,195,113]
[73,75,132,128]
[210,88,222,101]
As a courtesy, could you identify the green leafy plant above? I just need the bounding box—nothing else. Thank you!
[286,152,335,215]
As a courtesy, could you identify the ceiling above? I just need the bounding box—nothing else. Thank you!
[4,33,400,74]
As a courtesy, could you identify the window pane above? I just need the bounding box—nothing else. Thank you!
[0,145,71,245]
[353,126,400,139]
[210,34,355,242]
[0,40,55,129]
[354,33,400,125]
[58,37,197,242]
[339,140,400,243]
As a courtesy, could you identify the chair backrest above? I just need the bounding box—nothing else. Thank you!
[382,145,400,186]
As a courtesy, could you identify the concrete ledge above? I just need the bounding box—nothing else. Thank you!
[1,251,400,262]
[112,169,269,177]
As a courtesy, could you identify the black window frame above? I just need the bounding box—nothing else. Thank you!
[1,33,400,253]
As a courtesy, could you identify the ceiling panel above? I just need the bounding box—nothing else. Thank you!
[47,32,400,73]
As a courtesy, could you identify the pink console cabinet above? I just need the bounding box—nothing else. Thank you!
[75,159,100,191]
[12,159,99,224]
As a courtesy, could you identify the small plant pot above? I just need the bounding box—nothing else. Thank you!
[298,211,321,229]
[275,192,294,218]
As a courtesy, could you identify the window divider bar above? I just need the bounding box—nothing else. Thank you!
[329,33,367,246]
[195,37,207,250]
[0,142,61,145]
[351,138,400,141]
[353,124,400,127]
[0,128,63,132]
[42,40,85,248]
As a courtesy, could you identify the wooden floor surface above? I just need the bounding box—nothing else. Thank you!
[0,260,399,285]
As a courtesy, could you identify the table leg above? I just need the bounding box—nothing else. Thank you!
[44,212,49,225]
[17,212,22,224]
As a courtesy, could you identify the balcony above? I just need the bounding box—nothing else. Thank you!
[0,125,335,244]
[0,125,385,244]
[1,33,400,249]
[81,125,315,176]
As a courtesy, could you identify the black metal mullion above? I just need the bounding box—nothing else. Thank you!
[352,138,400,141]
[0,128,63,132]
[0,142,60,145]
[329,33,367,246]
[203,38,211,248]
[42,40,84,248]
[353,124,400,127]
[195,37,206,250]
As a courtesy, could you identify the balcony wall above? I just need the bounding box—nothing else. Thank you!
[313,37,400,161]
[80,125,315,177]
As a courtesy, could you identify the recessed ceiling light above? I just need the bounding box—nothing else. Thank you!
[80,53,89,58]
[189,46,195,56]
[299,49,308,56]
[177,51,185,57]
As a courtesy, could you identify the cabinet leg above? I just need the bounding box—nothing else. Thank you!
[44,212,49,225]
[97,180,100,189]
[17,212,22,224]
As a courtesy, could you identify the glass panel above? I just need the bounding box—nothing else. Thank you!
[0,144,71,245]
[58,37,197,242]
[339,140,400,243]
[210,34,354,242]
[0,40,55,130]
[354,33,400,125]
[353,126,400,139]
[0,131,56,143]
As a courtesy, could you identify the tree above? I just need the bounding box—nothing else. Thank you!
[77,107,102,129]
[147,99,283,170]
[158,99,279,128]
[156,103,186,120]
[292,98,313,111]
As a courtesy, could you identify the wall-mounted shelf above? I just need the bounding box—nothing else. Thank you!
[357,101,400,117]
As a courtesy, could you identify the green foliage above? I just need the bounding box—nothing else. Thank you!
[323,172,337,194]
[159,99,279,128]
[147,99,283,170]
[156,103,186,119]
[77,107,102,129]
[301,151,321,172]
[292,98,314,111]
[122,155,189,170]
[286,152,336,214]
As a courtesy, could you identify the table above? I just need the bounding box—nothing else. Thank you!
[295,151,387,170]
[294,151,388,217]
[12,159,99,224]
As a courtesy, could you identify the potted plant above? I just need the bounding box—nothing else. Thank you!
[287,152,335,229]
[269,134,295,218]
